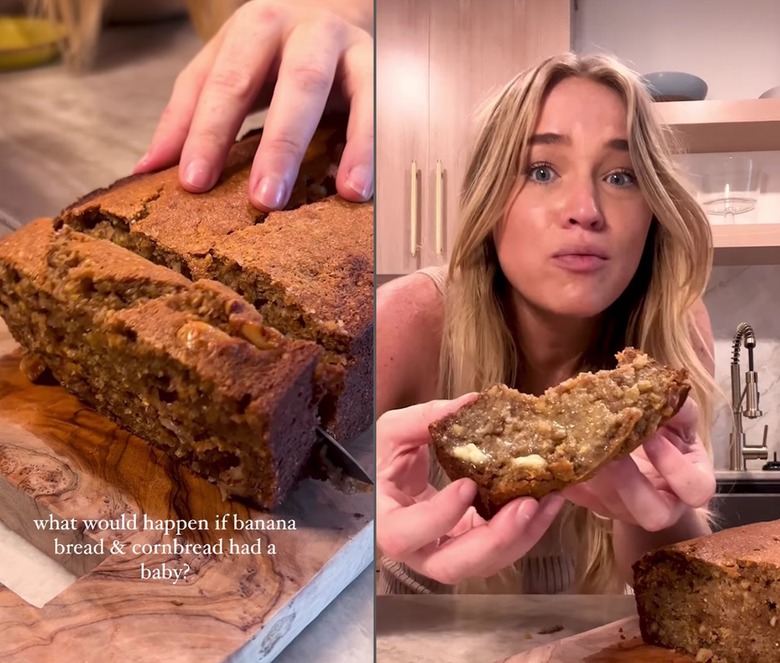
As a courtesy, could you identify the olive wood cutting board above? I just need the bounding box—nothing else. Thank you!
[498,616,697,662]
[0,321,374,662]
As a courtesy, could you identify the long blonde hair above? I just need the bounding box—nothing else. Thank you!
[437,52,716,594]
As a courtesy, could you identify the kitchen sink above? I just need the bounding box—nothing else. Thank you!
[711,476,780,531]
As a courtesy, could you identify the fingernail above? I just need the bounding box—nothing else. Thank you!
[254,176,288,210]
[182,159,213,191]
[515,499,540,524]
[346,164,374,199]
[457,479,476,501]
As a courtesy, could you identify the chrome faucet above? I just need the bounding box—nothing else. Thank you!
[729,323,769,470]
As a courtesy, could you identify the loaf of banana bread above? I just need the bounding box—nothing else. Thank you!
[0,219,326,508]
[56,120,347,280]
[633,519,780,663]
[429,348,690,516]
[56,120,373,442]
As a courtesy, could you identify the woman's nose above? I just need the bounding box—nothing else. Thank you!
[563,179,605,231]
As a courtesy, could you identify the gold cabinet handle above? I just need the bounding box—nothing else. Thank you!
[410,160,418,258]
[435,160,443,256]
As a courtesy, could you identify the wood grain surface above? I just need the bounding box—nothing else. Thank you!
[0,321,374,663]
[499,616,697,663]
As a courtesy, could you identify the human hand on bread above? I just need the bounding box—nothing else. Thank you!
[377,395,565,585]
[563,399,716,531]
[135,0,373,212]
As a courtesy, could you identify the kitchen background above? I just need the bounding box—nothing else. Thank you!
[377,0,780,471]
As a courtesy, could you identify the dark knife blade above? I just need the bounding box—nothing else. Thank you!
[316,427,374,486]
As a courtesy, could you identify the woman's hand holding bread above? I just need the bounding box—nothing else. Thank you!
[563,399,716,531]
[377,396,565,585]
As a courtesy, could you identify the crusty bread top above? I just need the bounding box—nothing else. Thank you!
[211,195,373,345]
[637,519,780,569]
[58,117,350,256]
[59,117,346,232]
[55,117,374,348]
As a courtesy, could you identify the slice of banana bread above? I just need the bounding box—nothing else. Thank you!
[633,520,780,663]
[55,119,373,443]
[428,348,690,515]
[0,219,325,509]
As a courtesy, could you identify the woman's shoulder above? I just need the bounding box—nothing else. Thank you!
[378,270,445,311]
[377,271,446,344]
[376,271,446,415]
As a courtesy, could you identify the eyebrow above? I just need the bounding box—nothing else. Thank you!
[529,133,629,151]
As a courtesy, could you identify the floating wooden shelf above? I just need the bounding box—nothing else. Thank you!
[712,223,780,265]
[655,99,780,153]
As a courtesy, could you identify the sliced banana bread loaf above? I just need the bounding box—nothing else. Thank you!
[56,121,373,442]
[0,219,325,508]
[56,120,346,280]
[633,519,780,663]
[429,348,690,516]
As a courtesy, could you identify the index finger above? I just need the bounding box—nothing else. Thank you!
[377,478,477,560]
[376,393,478,468]
[133,30,224,174]
[661,397,699,443]
[178,16,282,193]
[412,493,565,585]
[642,434,715,508]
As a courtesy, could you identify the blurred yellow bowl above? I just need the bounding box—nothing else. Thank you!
[0,16,65,71]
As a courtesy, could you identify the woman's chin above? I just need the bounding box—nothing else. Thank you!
[511,284,622,321]
[542,299,611,320]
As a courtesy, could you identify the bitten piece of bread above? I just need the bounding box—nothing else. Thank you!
[429,348,690,516]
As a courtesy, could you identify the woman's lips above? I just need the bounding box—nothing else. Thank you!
[551,254,608,273]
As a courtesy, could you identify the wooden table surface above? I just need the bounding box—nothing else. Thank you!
[0,17,371,663]
[376,594,639,663]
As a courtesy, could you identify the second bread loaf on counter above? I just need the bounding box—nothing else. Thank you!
[0,219,326,509]
[56,122,374,443]
[633,519,780,663]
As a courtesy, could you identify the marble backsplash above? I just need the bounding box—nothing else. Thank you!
[705,265,780,469]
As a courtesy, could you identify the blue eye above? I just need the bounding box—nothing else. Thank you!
[607,170,636,187]
[528,164,557,184]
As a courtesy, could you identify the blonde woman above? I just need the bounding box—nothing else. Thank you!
[376,52,717,595]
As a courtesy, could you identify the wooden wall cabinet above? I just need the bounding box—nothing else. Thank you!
[376,0,571,276]
[376,0,430,275]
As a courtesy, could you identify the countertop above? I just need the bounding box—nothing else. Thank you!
[0,17,371,663]
[715,470,780,480]
[376,594,638,663]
